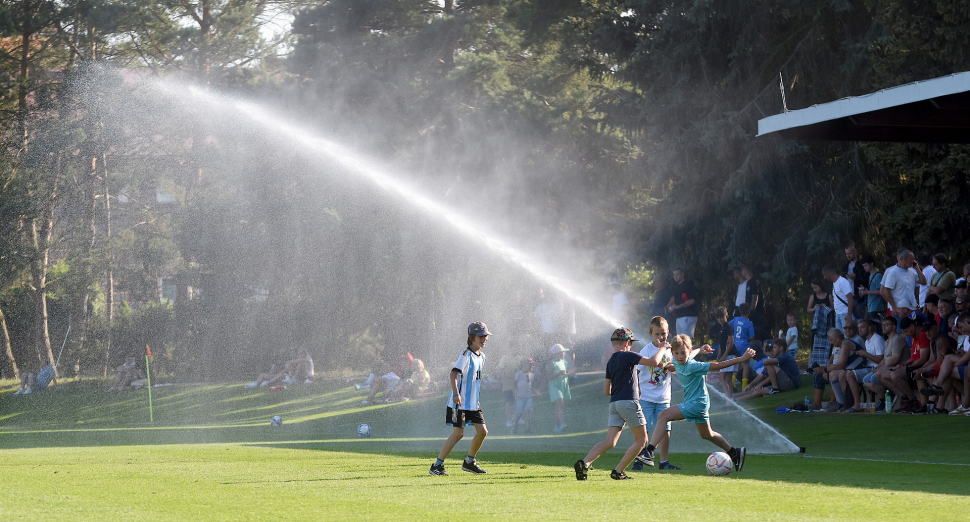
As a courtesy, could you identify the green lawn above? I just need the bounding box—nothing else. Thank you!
[1,375,967,520]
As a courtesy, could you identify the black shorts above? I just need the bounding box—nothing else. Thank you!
[445,407,485,427]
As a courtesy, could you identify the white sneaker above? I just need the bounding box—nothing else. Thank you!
[361,400,371,406]
[259,382,269,387]
[950,405,969,415]
[23,388,31,394]
[13,388,23,395]
[506,421,514,427]
[243,382,258,389]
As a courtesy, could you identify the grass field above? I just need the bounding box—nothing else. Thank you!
[1,375,967,521]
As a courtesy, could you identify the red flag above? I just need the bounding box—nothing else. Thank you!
[146,345,153,357]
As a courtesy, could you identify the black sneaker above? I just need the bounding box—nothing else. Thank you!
[729,447,746,472]
[634,450,655,467]
[658,461,681,470]
[610,469,633,480]
[429,464,449,476]
[631,461,643,471]
[461,460,487,474]
[573,459,588,481]
[874,400,885,413]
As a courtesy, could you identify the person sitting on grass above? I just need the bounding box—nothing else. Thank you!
[15,361,57,395]
[641,334,753,474]
[107,353,141,392]
[248,349,316,388]
[573,327,675,481]
[734,338,800,400]
[362,361,401,405]
[387,359,431,401]
[864,316,907,412]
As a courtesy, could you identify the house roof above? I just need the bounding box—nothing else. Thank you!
[757,71,970,143]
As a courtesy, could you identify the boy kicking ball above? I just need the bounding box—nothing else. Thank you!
[430,322,491,476]
[642,334,754,473]
[573,327,671,481]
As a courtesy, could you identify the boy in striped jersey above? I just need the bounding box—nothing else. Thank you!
[430,322,491,476]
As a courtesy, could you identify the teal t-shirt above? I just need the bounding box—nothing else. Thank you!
[671,358,711,406]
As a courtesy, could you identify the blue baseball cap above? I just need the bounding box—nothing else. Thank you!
[468,322,491,336]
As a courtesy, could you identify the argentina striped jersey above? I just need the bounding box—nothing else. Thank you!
[447,348,485,410]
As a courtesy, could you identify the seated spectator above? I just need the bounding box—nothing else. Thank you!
[107,353,141,392]
[362,361,401,405]
[14,362,57,395]
[810,328,852,411]
[387,359,431,401]
[247,349,315,388]
[842,318,885,412]
[734,338,800,400]
[865,316,907,412]
[244,364,280,389]
[884,316,931,413]
[921,313,970,414]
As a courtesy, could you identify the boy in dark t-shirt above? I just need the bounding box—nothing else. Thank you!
[574,327,670,481]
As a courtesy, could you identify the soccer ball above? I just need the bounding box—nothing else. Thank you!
[270,415,282,427]
[706,451,732,476]
[356,423,372,438]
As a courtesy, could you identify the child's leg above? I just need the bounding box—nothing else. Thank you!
[505,395,515,425]
[616,424,647,472]
[648,407,683,447]
[555,398,565,426]
[468,423,488,457]
[437,426,464,461]
[695,422,731,452]
[582,426,623,465]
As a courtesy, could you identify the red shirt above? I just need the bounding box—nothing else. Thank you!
[907,331,930,364]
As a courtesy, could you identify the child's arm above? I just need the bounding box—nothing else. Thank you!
[449,369,462,407]
[603,378,612,396]
[638,345,670,367]
[718,336,734,362]
[709,348,755,372]
[689,344,714,359]
[787,329,797,348]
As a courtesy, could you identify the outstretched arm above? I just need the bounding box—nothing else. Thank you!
[690,344,714,359]
[709,348,755,372]
[638,345,670,367]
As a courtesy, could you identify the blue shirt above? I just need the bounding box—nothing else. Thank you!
[671,358,711,406]
[775,353,801,385]
[728,317,755,351]
[605,350,643,402]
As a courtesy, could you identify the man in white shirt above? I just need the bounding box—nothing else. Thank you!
[823,265,853,334]
[843,317,885,411]
[880,249,926,319]
[917,252,937,309]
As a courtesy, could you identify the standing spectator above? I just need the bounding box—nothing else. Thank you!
[843,243,868,320]
[667,267,698,339]
[823,265,853,333]
[809,281,835,368]
[928,253,957,302]
[534,289,563,351]
[785,313,799,358]
[719,303,755,397]
[709,307,731,362]
[858,255,887,334]
[512,359,536,434]
[610,277,629,326]
[740,266,769,340]
[918,252,937,309]
[547,344,571,432]
[650,274,675,336]
[880,249,926,320]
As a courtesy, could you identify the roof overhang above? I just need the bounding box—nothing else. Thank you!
[757,71,970,143]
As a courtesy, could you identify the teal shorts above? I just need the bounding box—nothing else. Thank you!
[677,399,709,424]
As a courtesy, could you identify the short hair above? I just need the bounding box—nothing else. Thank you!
[673,267,684,274]
[918,251,932,266]
[881,315,898,327]
[739,302,751,316]
[827,327,845,340]
[933,253,948,266]
[925,294,940,306]
[649,316,669,331]
[669,334,693,352]
[897,249,913,260]
[860,254,875,265]
[773,338,788,351]
[787,312,797,319]
[821,264,837,275]
[714,306,728,319]
[859,317,874,329]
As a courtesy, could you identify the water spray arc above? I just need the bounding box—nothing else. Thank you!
[156,81,799,454]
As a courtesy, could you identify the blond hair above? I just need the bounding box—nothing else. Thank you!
[669,334,693,353]
[649,316,669,332]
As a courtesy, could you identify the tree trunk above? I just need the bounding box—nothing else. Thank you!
[0,305,19,380]
[17,0,32,150]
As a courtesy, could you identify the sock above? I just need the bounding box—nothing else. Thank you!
[742,378,748,389]
[434,458,444,466]
[465,455,475,464]
[645,444,655,453]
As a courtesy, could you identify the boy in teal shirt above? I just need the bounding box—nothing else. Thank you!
[642,334,755,472]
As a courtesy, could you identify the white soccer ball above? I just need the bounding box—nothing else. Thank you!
[270,415,282,427]
[357,423,372,438]
[706,451,732,476]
